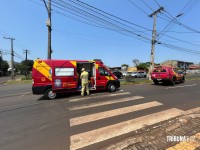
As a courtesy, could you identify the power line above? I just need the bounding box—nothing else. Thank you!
[153,0,161,7]
[157,0,200,35]
[140,0,154,12]
[159,42,200,55]
[67,0,152,31]
[55,0,200,55]
[128,0,149,16]
[31,0,200,56]
[127,0,200,48]
[51,0,152,41]
[14,52,24,61]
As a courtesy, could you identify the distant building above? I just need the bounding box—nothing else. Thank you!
[127,67,137,72]
[161,60,193,70]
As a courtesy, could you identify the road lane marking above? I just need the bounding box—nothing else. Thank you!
[69,96,144,111]
[70,101,162,126]
[70,108,184,150]
[69,92,130,102]
[165,84,197,90]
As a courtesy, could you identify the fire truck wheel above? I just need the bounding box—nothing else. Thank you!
[108,83,116,92]
[45,89,57,100]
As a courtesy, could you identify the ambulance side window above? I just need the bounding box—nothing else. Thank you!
[55,68,74,76]
[98,67,109,76]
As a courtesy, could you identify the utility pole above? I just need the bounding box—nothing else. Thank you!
[148,7,164,80]
[0,51,2,76]
[23,50,30,79]
[4,37,15,80]
[23,50,30,62]
[199,62,200,71]
[0,50,2,60]
[43,0,52,59]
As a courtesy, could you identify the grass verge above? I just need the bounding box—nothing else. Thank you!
[121,79,153,85]
[5,76,32,84]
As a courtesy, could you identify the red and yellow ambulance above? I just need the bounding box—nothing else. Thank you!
[32,59,120,99]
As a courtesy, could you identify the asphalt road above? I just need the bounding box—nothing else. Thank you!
[0,80,199,150]
[0,76,12,83]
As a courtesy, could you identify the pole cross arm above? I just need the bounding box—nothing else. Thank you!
[149,7,164,18]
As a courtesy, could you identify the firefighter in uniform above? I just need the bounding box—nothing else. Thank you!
[80,68,90,96]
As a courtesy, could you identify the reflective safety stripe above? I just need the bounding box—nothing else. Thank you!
[33,60,52,81]
[105,76,115,80]
[69,61,76,67]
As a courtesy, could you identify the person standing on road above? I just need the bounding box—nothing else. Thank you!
[80,68,90,96]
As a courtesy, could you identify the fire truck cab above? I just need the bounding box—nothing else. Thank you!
[32,59,120,99]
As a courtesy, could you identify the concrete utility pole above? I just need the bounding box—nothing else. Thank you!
[0,50,2,60]
[23,50,30,62]
[23,50,30,78]
[148,7,164,80]
[43,0,52,59]
[4,37,15,80]
[0,51,2,76]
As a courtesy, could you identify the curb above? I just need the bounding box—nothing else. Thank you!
[0,80,7,84]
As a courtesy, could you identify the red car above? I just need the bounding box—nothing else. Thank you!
[151,66,185,85]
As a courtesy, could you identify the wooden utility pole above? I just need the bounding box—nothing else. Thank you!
[4,37,15,80]
[23,50,30,78]
[148,7,164,80]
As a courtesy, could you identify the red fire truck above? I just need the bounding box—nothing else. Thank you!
[32,59,120,99]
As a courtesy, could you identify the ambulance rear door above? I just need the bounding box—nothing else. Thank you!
[53,67,77,91]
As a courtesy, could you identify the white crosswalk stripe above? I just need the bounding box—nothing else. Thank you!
[69,92,184,150]
[70,101,162,126]
[69,92,131,102]
[69,95,144,111]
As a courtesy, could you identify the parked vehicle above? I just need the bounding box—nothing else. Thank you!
[122,72,126,76]
[151,66,185,86]
[112,71,123,79]
[32,59,120,99]
[126,71,147,78]
[178,70,186,75]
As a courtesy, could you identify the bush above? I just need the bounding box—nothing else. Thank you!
[125,75,134,82]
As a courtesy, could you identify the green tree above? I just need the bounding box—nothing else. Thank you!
[16,60,33,75]
[21,60,34,71]
[136,63,149,72]
[0,56,9,75]
[132,59,140,66]
[121,64,129,68]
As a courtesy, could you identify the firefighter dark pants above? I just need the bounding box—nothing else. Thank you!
[81,82,89,96]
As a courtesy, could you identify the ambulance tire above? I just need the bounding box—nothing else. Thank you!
[45,88,57,100]
[108,83,116,92]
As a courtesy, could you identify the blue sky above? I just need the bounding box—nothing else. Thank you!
[0,0,200,67]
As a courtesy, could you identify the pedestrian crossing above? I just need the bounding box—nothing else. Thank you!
[68,91,185,150]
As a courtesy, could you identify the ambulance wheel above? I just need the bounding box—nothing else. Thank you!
[45,89,57,100]
[108,83,116,92]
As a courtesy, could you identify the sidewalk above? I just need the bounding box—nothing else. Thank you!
[102,107,200,150]
[0,75,24,84]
